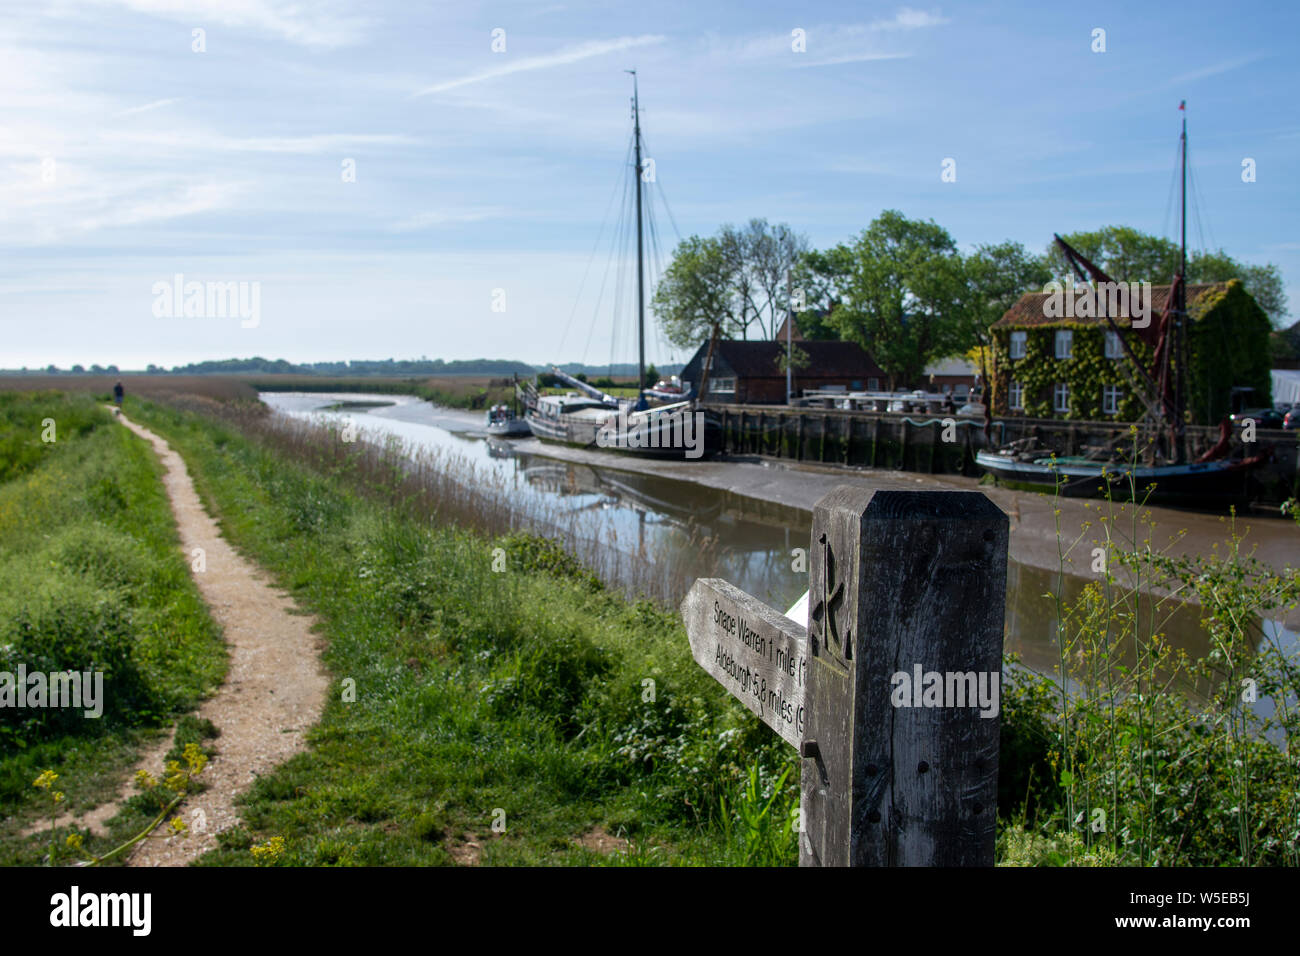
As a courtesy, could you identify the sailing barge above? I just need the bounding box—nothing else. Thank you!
[977,104,1269,504]
[517,72,721,459]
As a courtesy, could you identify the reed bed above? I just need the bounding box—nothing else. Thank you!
[163,395,715,607]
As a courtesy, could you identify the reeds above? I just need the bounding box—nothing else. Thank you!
[1025,427,1300,865]
[172,398,714,606]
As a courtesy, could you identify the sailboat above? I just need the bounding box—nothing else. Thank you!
[975,103,1269,503]
[517,73,721,459]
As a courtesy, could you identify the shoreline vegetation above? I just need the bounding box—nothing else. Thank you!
[0,372,651,414]
[2,385,1298,865]
[0,391,226,866]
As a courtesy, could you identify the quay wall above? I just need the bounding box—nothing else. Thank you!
[705,402,1299,503]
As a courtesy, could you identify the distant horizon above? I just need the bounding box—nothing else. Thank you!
[0,357,686,377]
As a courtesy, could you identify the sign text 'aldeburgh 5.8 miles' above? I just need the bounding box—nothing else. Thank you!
[681,578,807,749]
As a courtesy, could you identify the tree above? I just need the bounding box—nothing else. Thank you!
[655,222,809,351]
[652,235,743,350]
[1188,253,1289,327]
[963,241,1051,345]
[829,210,968,390]
[643,362,659,388]
[775,343,811,375]
[1046,226,1181,283]
[739,219,809,340]
[790,246,854,339]
[963,241,1051,405]
[1270,331,1296,363]
[1047,225,1289,326]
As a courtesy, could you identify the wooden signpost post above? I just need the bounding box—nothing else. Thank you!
[681,487,1008,867]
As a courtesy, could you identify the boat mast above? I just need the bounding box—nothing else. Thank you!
[628,69,646,406]
[1174,101,1189,463]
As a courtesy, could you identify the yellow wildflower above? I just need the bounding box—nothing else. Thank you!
[33,769,57,790]
[250,836,286,864]
[182,743,208,776]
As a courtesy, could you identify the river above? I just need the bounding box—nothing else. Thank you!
[261,391,1298,690]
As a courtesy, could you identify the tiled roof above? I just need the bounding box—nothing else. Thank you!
[711,339,884,378]
[992,282,1228,330]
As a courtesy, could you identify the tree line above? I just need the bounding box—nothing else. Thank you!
[652,214,1290,391]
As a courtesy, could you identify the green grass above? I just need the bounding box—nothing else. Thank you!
[128,393,1300,867]
[16,388,1290,866]
[0,391,227,865]
[126,396,801,866]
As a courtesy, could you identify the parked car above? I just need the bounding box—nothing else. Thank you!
[1230,407,1285,430]
[1283,406,1300,430]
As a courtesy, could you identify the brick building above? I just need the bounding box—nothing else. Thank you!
[682,338,887,405]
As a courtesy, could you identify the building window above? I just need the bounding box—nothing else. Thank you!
[711,377,736,395]
[1104,330,1122,359]
[1008,381,1024,411]
[1055,330,1073,359]
[867,377,880,391]
[1009,331,1027,359]
[1103,384,1122,415]
[1053,382,1069,414]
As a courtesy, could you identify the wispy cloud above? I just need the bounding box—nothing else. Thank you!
[390,207,510,232]
[72,182,239,233]
[793,51,911,68]
[1117,53,1269,106]
[723,11,947,68]
[115,97,180,117]
[81,0,368,49]
[1,173,243,244]
[101,130,417,154]
[413,35,665,97]
[1165,53,1268,89]
[869,8,951,31]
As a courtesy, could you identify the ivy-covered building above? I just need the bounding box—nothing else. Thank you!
[989,279,1271,424]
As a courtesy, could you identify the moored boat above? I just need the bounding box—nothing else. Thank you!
[523,372,721,458]
[484,403,530,436]
[518,73,720,460]
[976,104,1267,504]
[975,449,1267,502]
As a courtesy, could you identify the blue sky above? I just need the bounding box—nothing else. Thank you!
[2,0,1296,371]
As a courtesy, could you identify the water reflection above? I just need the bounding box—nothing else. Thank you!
[261,391,1276,690]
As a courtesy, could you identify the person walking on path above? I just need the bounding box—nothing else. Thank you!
[113,381,124,409]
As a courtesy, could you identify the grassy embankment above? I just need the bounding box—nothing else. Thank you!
[0,372,643,415]
[6,385,1296,866]
[130,395,1300,866]
[125,395,802,865]
[0,392,226,865]
[253,374,643,408]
